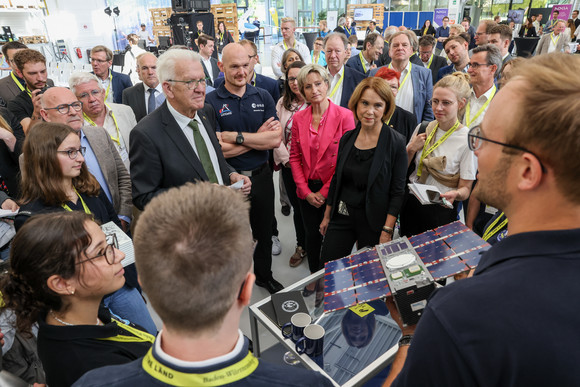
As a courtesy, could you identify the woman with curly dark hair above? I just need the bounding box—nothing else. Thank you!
[1,211,153,387]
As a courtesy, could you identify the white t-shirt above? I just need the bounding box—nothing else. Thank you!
[409,124,478,193]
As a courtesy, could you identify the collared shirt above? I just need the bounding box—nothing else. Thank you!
[502,52,510,61]
[360,52,372,71]
[201,57,214,83]
[79,128,114,204]
[100,70,114,105]
[143,83,165,114]
[394,61,414,115]
[84,106,130,169]
[270,39,311,78]
[166,101,224,185]
[548,33,560,53]
[328,66,345,106]
[464,84,495,129]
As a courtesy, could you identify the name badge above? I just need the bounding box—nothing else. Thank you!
[119,147,129,162]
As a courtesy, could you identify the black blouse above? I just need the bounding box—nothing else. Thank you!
[339,146,376,208]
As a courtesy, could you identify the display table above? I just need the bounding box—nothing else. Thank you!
[249,269,401,387]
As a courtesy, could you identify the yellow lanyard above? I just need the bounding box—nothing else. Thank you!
[83,105,121,146]
[142,349,259,386]
[98,319,155,343]
[465,85,496,127]
[359,51,369,73]
[422,28,427,36]
[10,72,25,92]
[61,188,92,215]
[390,62,412,91]
[312,51,318,64]
[417,120,461,177]
[283,40,295,50]
[250,72,256,86]
[104,72,112,102]
[426,54,434,69]
[328,69,344,98]
[483,212,508,241]
[550,32,560,46]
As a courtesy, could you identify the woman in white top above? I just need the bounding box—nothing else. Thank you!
[400,72,477,236]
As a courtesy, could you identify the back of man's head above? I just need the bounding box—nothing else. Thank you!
[134,182,253,334]
[489,24,513,42]
[1,41,27,58]
[505,54,580,203]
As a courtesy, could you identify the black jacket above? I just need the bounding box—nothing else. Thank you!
[0,107,24,197]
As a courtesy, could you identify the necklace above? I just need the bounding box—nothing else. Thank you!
[50,310,101,326]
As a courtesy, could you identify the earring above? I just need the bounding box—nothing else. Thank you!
[69,289,75,295]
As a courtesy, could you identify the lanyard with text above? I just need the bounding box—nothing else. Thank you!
[426,54,434,69]
[104,73,112,102]
[359,52,369,73]
[98,319,155,343]
[61,188,92,215]
[465,85,496,128]
[83,105,121,146]
[417,120,461,177]
[483,212,508,241]
[10,72,26,92]
[389,62,412,91]
[550,32,561,46]
[142,349,259,386]
[283,40,295,50]
[328,70,344,98]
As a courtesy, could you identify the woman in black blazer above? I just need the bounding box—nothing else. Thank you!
[420,20,436,37]
[320,78,407,263]
[519,18,538,37]
[0,107,24,198]
[216,21,235,55]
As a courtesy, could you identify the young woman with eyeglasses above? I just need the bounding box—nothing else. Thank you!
[1,211,153,387]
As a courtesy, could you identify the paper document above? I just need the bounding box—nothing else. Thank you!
[408,182,453,208]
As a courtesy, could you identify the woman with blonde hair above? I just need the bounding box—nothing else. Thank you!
[400,72,477,236]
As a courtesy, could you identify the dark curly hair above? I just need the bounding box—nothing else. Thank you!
[1,212,94,335]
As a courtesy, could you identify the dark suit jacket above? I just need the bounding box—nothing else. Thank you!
[213,73,280,104]
[389,106,417,144]
[437,64,456,83]
[129,101,234,210]
[346,52,373,75]
[518,26,538,37]
[93,70,132,104]
[0,73,25,105]
[122,82,147,122]
[410,53,423,66]
[0,107,24,197]
[340,67,366,108]
[425,54,448,84]
[327,123,408,230]
[201,57,220,87]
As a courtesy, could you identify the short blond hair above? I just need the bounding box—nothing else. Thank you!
[449,24,466,34]
[505,53,580,204]
[281,17,296,27]
[134,183,253,333]
[297,64,330,98]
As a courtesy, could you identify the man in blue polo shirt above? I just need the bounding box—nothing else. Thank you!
[383,53,580,386]
[206,43,284,294]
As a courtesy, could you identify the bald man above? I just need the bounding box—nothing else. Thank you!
[122,52,165,122]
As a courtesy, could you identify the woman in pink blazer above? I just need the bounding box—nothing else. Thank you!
[290,64,356,273]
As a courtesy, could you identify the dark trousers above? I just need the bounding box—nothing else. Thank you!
[281,166,306,248]
[399,193,459,237]
[298,180,325,273]
[248,166,275,282]
[320,205,381,264]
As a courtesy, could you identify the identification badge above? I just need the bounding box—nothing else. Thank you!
[119,147,129,162]
[485,205,498,215]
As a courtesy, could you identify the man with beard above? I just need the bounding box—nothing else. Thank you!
[382,52,580,387]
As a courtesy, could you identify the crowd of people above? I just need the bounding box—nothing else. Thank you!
[0,11,578,386]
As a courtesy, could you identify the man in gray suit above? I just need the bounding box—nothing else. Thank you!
[122,52,165,122]
[0,41,28,106]
[39,87,133,229]
[488,24,513,69]
[68,72,136,171]
[536,20,570,54]
[198,34,220,87]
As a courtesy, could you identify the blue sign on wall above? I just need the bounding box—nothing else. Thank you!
[419,12,434,28]
[389,12,404,28]
[403,12,418,30]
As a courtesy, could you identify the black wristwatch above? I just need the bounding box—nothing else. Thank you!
[236,131,244,145]
[398,334,413,347]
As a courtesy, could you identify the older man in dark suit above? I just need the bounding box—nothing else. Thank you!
[129,49,250,211]
[122,52,165,122]
[418,35,448,84]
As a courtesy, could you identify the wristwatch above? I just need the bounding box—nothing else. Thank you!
[398,334,413,347]
[236,131,244,145]
[382,226,394,235]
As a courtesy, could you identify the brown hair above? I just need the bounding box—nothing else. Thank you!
[127,33,139,45]
[197,33,214,47]
[363,33,383,52]
[91,45,113,61]
[348,77,396,122]
[238,39,257,55]
[281,48,303,72]
[20,122,100,206]
[499,57,526,85]
[282,61,306,111]
[505,53,580,203]
[1,41,27,58]
[13,49,46,72]
[489,24,513,42]
[134,182,253,333]
[1,212,94,335]
[443,33,470,49]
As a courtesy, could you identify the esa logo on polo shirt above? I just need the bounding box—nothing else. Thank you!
[219,104,232,117]
[252,103,264,112]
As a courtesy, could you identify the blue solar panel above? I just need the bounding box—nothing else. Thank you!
[426,256,470,280]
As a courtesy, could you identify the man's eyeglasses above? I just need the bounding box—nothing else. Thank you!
[43,101,83,115]
[57,147,86,160]
[77,234,119,266]
[468,62,493,70]
[167,78,208,89]
[90,57,109,64]
[468,126,546,172]
[77,89,102,100]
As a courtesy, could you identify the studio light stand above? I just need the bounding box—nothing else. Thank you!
[104,6,121,52]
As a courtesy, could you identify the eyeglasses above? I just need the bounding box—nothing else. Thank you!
[77,89,102,100]
[288,77,298,83]
[90,57,109,64]
[57,147,86,159]
[468,126,546,172]
[77,234,119,266]
[167,78,208,89]
[43,101,83,115]
[468,62,493,70]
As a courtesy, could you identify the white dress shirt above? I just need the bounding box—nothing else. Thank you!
[463,84,495,129]
[328,66,345,106]
[393,61,414,115]
[270,39,311,78]
[101,71,114,105]
[166,101,224,184]
[201,57,215,83]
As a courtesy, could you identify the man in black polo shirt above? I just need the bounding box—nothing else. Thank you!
[7,49,53,133]
[206,43,283,294]
[383,53,580,386]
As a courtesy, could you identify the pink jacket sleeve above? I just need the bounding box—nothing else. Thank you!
[289,115,311,200]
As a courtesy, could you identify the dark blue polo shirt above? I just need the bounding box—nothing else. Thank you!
[393,228,580,386]
[435,26,450,50]
[206,83,278,171]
